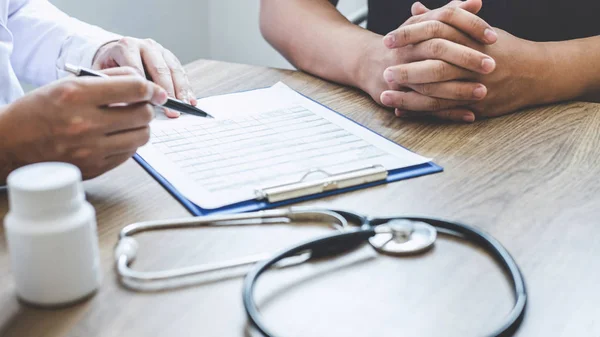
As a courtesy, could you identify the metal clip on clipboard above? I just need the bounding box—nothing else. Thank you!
[255,165,389,203]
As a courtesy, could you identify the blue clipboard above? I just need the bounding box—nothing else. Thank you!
[134,87,443,216]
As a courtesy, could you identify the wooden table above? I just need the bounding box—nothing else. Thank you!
[2,60,600,337]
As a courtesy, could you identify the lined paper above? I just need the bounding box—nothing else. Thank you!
[137,83,431,209]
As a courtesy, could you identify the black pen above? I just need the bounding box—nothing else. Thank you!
[64,63,213,118]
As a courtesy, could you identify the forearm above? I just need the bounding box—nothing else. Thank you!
[259,0,381,90]
[540,36,600,104]
[8,0,120,86]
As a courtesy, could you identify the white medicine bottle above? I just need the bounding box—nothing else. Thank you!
[4,162,101,306]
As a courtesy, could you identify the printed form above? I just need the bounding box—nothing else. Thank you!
[137,82,431,209]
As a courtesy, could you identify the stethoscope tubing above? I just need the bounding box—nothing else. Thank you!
[242,216,527,337]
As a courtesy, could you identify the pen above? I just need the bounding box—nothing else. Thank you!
[64,64,213,118]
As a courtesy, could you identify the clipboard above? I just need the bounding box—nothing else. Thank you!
[133,87,443,216]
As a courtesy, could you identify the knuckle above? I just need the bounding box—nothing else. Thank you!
[428,98,442,111]
[117,37,134,47]
[401,27,411,44]
[171,66,185,74]
[428,39,446,58]
[396,93,406,109]
[121,66,139,76]
[134,79,151,99]
[456,85,470,100]
[433,62,447,80]
[470,16,483,30]
[139,127,151,145]
[72,147,93,160]
[397,67,410,84]
[420,83,433,96]
[55,80,81,104]
[392,65,409,84]
[144,38,157,45]
[65,116,92,137]
[426,21,444,37]
[399,67,410,83]
[177,90,188,99]
[460,50,473,68]
[115,42,127,52]
[439,7,457,21]
[153,65,171,76]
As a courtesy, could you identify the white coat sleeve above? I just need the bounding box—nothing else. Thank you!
[7,0,121,86]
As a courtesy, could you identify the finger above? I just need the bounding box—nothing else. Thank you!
[407,82,487,101]
[99,66,143,77]
[396,108,476,123]
[458,0,483,15]
[110,39,146,77]
[402,6,497,44]
[162,49,194,104]
[384,20,480,50]
[384,60,474,85]
[102,126,151,155]
[76,76,168,106]
[431,108,476,123]
[188,89,198,106]
[101,102,155,134]
[413,0,482,15]
[411,1,430,15]
[140,40,176,98]
[380,90,470,111]
[160,107,181,119]
[139,41,180,118]
[408,38,495,74]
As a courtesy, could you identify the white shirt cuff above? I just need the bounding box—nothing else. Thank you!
[56,30,121,78]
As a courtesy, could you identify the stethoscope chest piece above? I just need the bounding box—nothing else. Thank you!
[368,219,437,256]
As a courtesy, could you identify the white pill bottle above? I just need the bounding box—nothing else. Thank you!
[4,162,101,306]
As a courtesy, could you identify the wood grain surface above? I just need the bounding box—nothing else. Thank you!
[1,59,600,337]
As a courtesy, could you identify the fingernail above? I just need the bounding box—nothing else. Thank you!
[463,114,475,123]
[188,90,196,103]
[473,85,487,99]
[395,108,405,117]
[380,92,393,106]
[484,28,498,43]
[481,58,496,73]
[153,89,168,105]
[383,34,396,48]
[384,69,394,83]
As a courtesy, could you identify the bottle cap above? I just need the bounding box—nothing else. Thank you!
[7,162,84,216]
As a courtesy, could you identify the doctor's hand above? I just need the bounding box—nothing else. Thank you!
[0,67,167,181]
[92,37,197,118]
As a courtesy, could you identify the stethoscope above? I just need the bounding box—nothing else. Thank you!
[114,208,348,282]
[114,208,527,337]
